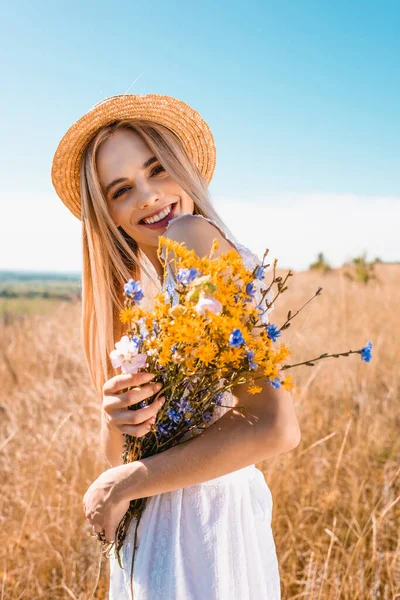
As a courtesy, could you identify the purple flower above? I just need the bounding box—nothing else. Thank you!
[245,282,256,301]
[157,423,172,437]
[267,377,281,389]
[203,411,213,423]
[266,323,281,342]
[152,318,160,337]
[177,267,199,286]
[361,341,373,363]
[229,328,245,348]
[138,317,149,340]
[165,280,176,302]
[167,408,182,424]
[255,265,265,280]
[246,349,258,371]
[175,397,190,413]
[214,391,224,406]
[123,278,145,303]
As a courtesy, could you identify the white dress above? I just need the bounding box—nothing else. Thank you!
[108,214,281,600]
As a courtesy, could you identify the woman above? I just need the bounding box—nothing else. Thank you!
[51,93,301,600]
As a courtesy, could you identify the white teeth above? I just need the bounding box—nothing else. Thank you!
[143,204,172,224]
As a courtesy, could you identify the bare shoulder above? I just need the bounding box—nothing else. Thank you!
[164,214,237,258]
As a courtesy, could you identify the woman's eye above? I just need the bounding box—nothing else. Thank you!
[112,166,165,199]
[151,164,165,176]
[113,186,130,199]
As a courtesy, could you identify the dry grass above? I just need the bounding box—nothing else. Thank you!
[0,264,399,599]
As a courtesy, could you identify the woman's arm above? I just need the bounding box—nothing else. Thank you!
[101,413,125,468]
[114,374,300,503]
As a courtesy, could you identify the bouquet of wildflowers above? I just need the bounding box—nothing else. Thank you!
[106,235,373,583]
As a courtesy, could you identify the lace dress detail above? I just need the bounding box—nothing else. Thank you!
[108,213,281,599]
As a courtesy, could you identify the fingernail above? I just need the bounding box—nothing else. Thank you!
[150,417,156,424]
[159,397,166,406]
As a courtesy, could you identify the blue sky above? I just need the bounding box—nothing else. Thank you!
[1,0,399,272]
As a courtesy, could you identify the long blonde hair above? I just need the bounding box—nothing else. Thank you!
[80,119,238,397]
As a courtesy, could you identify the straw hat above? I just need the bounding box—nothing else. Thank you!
[51,93,216,220]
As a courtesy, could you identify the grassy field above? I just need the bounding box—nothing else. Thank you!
[0,264,399,599]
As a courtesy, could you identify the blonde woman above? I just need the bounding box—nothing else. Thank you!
[51,94,301,600]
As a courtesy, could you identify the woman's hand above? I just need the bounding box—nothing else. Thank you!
[102,371,166,438]
[82,463,136,543]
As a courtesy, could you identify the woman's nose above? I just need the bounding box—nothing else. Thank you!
[135,180,161,210]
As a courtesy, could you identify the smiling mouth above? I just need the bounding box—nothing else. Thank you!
[138,201,178,227]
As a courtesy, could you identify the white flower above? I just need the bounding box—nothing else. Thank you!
[109,335,148,374]
[194,294,223,315]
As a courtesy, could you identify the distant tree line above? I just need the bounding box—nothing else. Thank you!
[0,289,81,301]
[309,252,394,284]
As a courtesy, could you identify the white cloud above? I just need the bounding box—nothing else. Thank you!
[2,189,81,272]
[213,192,399,271]
[1,190,398,272]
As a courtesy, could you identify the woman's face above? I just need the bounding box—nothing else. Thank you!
[96,127,194,252]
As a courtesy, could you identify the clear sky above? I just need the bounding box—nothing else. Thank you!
[1,0,399,272]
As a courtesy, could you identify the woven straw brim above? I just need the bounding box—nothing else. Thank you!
[51,94,216,220]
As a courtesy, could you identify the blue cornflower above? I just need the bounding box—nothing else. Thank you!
[245,282,256,301]
[157,423,172,437]
[165,280,176,301]
[214,391,224,406]
[197,388,208,400]
[123,278,145,304]
[138,317,149,340]
[152,318,160,337]
[255,265,265,280]
[229,328,245,348]
[267,377,281,389]
[167,408,182,424]
[255,304,264,317]
[176,397,190,413]
[361,341,373,363]
[171,343,179,354]
[203,411,213,423]
[266,323,281,342]
[177,267,199,286]
[246,349,258,371]
[139,400,147,409]
[129,335,141,349]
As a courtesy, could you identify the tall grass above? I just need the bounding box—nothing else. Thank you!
[0,264,399,599]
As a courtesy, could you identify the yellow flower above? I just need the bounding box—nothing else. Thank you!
[192,343,218,366]
[247,383,263,395]
[119,307,135,324]
[282,375,294,391]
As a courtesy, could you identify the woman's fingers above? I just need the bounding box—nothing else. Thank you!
[120,415,158,437]
[103,371,157,396]
[122,381,164,407]
[109,395,166,427]
[126,396,166,422]
[104,381,163,413]
[110,395,166,426]
[101,371,167,438]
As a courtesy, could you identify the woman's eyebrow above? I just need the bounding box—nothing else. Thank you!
[105,156,158,193]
